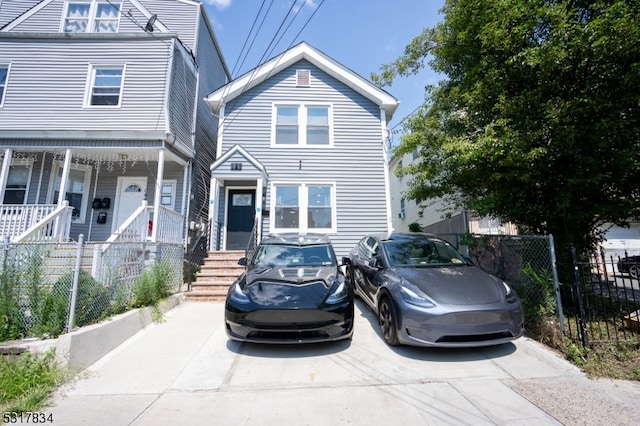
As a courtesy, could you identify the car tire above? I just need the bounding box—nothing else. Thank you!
[630,264,639,279]
[378,296,400,346]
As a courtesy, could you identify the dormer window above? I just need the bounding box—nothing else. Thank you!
[63,1,120,33]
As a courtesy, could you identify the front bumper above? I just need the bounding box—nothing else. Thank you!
[225,304,354,344]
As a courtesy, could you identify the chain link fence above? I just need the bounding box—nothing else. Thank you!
[0,237,184,342]
[441,234,563,346]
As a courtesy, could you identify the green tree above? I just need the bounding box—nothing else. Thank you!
[375,0,640,259]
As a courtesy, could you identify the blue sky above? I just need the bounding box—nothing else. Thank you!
[200,0,445,142]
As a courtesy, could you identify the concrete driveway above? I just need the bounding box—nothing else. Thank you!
[50,300,640,425]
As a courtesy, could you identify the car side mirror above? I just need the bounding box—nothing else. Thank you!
[238,257,247,266]
[367,258,379,268]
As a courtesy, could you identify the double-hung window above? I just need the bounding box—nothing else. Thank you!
[0,65,8,106]
[49,162,92,223]
[273,104,332,146]
[273,183,336,233]
[63,1,120,33]
[3,160,33,204]
[87,65,124,107]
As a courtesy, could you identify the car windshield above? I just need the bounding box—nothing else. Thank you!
[252,244,335,267]
[382,237,468,267]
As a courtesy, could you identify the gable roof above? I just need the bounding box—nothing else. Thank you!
[210,144,268,180]
[205,41,399,122]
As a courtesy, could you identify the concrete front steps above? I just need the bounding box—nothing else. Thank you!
[186,251,245,302]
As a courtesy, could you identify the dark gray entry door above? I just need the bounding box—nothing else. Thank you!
[226,189,255,250]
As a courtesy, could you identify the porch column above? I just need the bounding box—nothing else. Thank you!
[208,177,218,251]
[255,179,263,243]
[57,149,72,206]
[0,148,12,202]
[151,148,165,242]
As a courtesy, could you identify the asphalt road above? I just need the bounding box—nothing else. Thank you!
[49,300,640,425]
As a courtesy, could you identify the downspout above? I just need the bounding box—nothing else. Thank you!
[182,161,191,251]
[0,148,12,202]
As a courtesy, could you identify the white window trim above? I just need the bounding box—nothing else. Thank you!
[84,64,126,108]
[271,103,334,148]
[47,161,92,224]
[4,158,34,204]
[61,0,121,33]
[0,63,10,108]
[270,182,337,234]
[160,180,177,209]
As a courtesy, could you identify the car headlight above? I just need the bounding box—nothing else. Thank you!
[325,276,349,304]
[400,284,435,308]
[503,282,520,303]
[229,282,250,304]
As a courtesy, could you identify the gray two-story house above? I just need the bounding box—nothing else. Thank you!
[204,42,399,258]
[0,0,229,251]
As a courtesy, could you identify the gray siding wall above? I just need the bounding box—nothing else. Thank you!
[2,0,198,37]
[13,151,186,242]
[0,37,174,132]
[189,10,227,223]
[220,60,389,257]
[0,0,42,28]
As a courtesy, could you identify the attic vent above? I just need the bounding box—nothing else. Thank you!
[296,69,311,87]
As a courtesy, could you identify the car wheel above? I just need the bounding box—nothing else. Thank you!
[378,297,399,346]
[630,264,639,279]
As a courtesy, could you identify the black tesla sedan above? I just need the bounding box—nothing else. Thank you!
[225,233,354,344]
[345,233,524,348]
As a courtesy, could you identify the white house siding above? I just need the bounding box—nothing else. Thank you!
[139,0,199,51]
[219,60,389,258]
[0,0,42,28]
[0,36,175,133]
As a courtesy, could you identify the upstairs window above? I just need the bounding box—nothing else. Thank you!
[273,104,332,146]
[87,65,124,106]
[63,1,120,33]
[0,65,8,106]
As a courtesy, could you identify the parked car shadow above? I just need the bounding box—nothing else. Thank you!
[354,298,517,361]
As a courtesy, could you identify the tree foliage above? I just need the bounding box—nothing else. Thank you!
[375,0,640,252]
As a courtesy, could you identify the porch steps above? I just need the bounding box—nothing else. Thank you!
[40,245,94,283]
[187,251,245,302]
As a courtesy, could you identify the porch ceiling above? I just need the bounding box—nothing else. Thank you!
[1,146,189,166]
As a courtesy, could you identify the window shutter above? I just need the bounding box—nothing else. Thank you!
[296,69,310,87]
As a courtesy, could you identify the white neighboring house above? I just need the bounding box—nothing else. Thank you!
[389,149,517,235]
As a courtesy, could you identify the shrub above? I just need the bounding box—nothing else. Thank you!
[0,260,21,342]
[130,260,174,308]
[408,222,422,232]
[0,350,67,413]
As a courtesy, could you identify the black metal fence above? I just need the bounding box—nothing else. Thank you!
[560,247,640,346]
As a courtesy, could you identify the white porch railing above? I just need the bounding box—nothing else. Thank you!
[9,202,74,243]
[92,201,185,281]
[153,205,185,244]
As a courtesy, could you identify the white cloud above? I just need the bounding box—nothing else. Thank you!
[202,0,231,10]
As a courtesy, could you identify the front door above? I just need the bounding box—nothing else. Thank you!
[226,189,255,250]
[113,177,147,232]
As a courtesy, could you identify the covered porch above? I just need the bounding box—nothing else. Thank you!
[0,146,189,245]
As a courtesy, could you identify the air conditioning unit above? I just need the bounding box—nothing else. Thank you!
[398,211,406,219]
